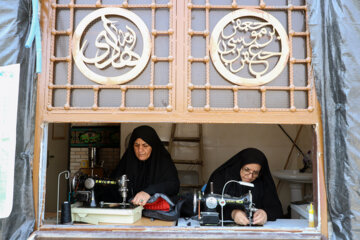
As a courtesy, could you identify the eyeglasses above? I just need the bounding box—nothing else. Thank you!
[241,167,260,178]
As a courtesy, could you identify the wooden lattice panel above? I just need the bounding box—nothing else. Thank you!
[47,0,175,111]
[186,0,314,113]
[41,0,318,123]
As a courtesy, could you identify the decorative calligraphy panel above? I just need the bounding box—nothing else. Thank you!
[50,0,174,111]
[72,8,151,85]
[45,0,316,118]
[211,10,289,86]
[187,1,314,112]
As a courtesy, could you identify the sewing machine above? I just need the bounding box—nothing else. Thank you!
[71,172,130,207]
[70,173,142,224]
[193,181,258,226]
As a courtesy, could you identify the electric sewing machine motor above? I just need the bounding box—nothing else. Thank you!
[193,181,258,226]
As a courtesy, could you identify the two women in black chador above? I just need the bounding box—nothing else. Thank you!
[111,125,282,225]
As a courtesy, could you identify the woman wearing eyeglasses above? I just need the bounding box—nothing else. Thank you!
[204,148,283,226]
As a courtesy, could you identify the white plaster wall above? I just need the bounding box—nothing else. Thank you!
[120,123,314,215]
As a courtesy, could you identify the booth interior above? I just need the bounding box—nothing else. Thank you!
[44,122,316,228]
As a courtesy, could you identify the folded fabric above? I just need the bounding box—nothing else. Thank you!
[144,196,170,211]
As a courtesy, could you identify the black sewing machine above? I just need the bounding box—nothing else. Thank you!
[193,181,258,226]
[69,173,143,224]
[71,172,131,208]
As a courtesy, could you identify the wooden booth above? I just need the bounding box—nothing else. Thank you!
[31,0,328,239]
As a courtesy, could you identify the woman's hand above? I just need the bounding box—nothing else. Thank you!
[131,191,151,206]
[231,209,250,225]
[252,209,267,225]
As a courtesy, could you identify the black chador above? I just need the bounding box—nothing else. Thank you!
[111,125,180,200]
[205,148,283,221]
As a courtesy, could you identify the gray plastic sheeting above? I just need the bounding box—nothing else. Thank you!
[308,0,360,239]
[0,0,36,239]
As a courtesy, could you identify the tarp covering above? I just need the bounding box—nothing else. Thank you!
[308,0,360,239]
[0,0,36,239]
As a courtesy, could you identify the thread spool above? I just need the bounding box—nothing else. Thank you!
[61,201,72,224]
[308,202,314,227]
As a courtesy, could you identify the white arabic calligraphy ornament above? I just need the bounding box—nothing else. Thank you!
[210,9,289,86]
[72,8,151,85]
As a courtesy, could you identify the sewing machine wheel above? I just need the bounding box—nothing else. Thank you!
[205,196,218,209]
[71,171,86,191]
[193,192,198,214]
[71,176,77,191]
[84,177,95,190]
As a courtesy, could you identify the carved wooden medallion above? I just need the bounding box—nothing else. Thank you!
[72,8,151,85]
[210,9,289,86]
